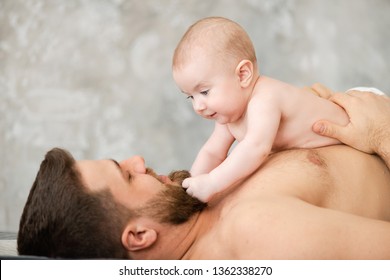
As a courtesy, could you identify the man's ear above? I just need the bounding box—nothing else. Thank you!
[121,223,157,252]
[235,59,254,88]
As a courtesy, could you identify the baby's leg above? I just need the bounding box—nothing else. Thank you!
[347,87,386,96]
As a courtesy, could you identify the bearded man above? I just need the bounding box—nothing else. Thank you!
[18,86,390,259]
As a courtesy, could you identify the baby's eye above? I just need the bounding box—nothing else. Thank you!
[200,90,209,95]
[186,95,194,100]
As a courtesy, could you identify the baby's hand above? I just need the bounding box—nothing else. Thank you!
[182,174,219,202]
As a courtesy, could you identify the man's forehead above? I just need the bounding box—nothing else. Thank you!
[76,159,120,192]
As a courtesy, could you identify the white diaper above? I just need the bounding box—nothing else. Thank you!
[347,87,385,96]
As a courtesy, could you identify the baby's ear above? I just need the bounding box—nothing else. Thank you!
[121,222,157,252]
[235,59,254,88]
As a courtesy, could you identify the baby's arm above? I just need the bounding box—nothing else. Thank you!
[190,123,235,176]
[183,98,281,202]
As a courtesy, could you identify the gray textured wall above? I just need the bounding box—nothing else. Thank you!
[1,0,389,232]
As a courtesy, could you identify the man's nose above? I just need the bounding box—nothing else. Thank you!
[119,155,146,174]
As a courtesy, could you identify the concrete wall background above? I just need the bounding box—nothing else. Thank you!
[1,0,389,232]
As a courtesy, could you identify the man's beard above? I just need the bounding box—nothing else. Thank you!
[135,170,207,224]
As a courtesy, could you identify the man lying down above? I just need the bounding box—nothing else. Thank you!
[17,85,390,259]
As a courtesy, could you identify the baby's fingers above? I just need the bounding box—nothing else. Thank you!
[182,178,191,189]
[186,187,194,197]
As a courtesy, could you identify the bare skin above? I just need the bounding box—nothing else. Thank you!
[174,54,349,202]
[181,146,390,259]
[311,84,390,169]
[74,84,390,260]
[173,18,349,202]
[78,145,390,259]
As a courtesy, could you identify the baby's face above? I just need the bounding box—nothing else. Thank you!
[173,54,250,124]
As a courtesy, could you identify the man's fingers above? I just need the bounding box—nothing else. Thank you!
[328,92,353,110]
[303,86,318,96]
[312,120,345,140]
[310,83,334,99]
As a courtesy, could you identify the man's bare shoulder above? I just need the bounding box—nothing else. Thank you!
[221,192,390,259]
[219,196,316,259]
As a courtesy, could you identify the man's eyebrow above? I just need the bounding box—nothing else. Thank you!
[109,159,122,174]
[109,159,131,181]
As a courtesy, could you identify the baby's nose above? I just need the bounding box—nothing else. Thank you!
[193,98,206,112]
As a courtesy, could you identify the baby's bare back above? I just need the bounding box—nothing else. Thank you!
[257,77,349,150]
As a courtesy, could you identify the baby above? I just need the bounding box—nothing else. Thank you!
[172,16,349,202]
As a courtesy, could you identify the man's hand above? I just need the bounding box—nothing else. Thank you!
[304,83,335,99]
[182,174,219,202]
[311,84,390,155]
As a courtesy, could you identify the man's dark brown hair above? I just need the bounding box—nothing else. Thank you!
[17,148,131,259]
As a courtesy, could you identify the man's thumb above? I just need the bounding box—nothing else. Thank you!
[312,120,341,139]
